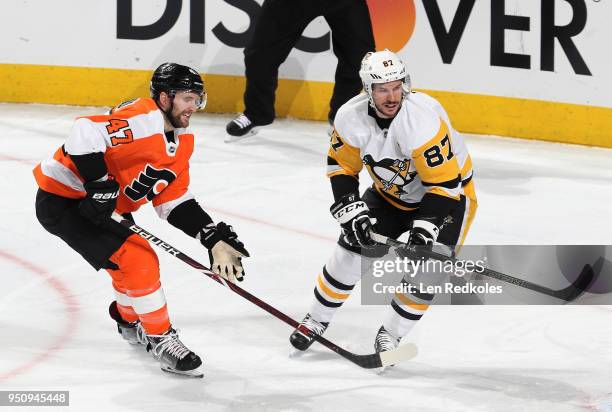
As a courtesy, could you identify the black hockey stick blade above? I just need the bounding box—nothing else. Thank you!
[111,215,417,369]
[370,232,593,302]
[551,264,594,301]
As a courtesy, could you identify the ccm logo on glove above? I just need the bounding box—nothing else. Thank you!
[330,193,377,248]
[332,201,367,223]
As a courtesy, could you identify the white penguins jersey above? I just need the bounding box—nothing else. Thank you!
[327,91,474,211]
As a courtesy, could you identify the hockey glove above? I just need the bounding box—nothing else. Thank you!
[79,179,120,226]
[330,192,377,248]
[398,218,440,248]
[199,222,250,283]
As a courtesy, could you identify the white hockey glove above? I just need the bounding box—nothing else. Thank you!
[199,222,250,283]
[330,192,377,248]
[399,219,440,247]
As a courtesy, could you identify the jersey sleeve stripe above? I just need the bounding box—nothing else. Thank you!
[327,166,350,177]
[427,186,461,200]
[460,154,473,178]
[154,191,195,220]
[33,164,84,199]
[421,175,461,189]
[326,139,362,177]
[327,156,339,166]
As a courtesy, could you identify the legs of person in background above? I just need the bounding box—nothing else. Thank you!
[227,0,375,141]
[325,0,376,123]
[227,0,318,141]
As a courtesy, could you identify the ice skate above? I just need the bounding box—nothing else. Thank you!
[289,313,329,352]
[225,113,259,142]
[374,325,402,372]
[108,301,147,346]
[146,328,204,378]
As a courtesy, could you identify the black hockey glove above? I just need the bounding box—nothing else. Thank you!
[79,179,120,226]
[330,192,377,248]
[199,222,250,283]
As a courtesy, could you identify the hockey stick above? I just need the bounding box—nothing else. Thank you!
[111,215,417,369]
[370,232,593,302]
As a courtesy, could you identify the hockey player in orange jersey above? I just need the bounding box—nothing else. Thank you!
[289,50,477,356]
[34,63,249,378]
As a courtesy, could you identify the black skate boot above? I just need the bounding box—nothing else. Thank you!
[289,313,329,351]
[374,326,401,354]
[225,113,258,142]
[146,328,203,378]
[108,301,147,345]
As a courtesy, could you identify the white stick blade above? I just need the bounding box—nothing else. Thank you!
[379,343,418,367]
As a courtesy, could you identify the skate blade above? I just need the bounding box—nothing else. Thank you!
[161,365,204,379]
[224,128,258,143]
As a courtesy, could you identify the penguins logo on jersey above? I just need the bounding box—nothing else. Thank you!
[363,155,416,195]
[125,164,177,202]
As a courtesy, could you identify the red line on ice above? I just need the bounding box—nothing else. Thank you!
[0,154,36,165]
[0,250,79,381]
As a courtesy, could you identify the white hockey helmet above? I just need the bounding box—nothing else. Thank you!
[359,49,411,107]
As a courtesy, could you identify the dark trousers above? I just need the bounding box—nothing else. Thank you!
[35,189,133,271]
[243,0,375,125]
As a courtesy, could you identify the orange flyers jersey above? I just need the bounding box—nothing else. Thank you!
[33,98,196,218]
[327,91,475,210]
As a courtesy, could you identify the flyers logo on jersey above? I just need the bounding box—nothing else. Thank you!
[363,155,416,195]
[125,165,177,202]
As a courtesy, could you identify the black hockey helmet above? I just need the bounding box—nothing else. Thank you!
[150,63,206,109]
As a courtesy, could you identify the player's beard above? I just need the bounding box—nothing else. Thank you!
[168,106,191,128]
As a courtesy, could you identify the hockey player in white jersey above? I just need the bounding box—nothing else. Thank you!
[289,50,477,355]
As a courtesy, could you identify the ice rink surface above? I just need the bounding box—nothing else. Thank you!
[1,103,611,411]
